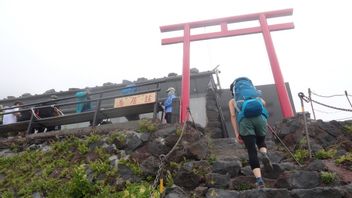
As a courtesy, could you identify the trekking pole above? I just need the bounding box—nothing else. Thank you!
[267,124,303,167]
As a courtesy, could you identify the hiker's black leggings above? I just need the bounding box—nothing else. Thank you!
[241,135,267,170]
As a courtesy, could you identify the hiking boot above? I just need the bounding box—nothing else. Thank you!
[260,152,273,171]
[255,177,265,189]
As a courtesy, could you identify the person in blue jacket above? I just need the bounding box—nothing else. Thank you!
[75,90,92,113]
[164,87,176,123]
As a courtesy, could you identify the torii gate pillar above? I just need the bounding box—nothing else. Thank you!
[160,9,295,123]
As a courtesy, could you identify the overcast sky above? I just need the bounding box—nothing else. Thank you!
[1,0,351,121]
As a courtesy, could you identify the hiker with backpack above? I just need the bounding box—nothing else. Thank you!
[228,77,273,189]
[75,90,92,113]
[32,95,63,133]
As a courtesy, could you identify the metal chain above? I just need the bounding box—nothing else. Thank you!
[150,115,188,197]
[150,156,166,197]
[299,92,352,112]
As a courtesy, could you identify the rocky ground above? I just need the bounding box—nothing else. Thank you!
[0,116,352,197]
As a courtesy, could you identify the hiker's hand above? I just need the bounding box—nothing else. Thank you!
[236,134,243,144]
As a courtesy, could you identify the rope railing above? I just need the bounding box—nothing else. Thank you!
[299,89,352,121]
[309,89,352,98]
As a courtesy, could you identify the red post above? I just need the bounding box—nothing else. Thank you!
[259,14,294,118]
[181,24,191,123]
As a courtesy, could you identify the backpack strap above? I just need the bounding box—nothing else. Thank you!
[31,108,41,119]
[52,105,64,116]
[234,100,242,113]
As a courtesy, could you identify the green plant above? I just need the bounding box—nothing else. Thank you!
[118,159,142,175]
[9,143,20,152]
[298,137,307,148]
[343,124,352,134]
[294,149,309,163]
[336,152,352,165]
[320,171,336,184]
[77,141,89,154]
[234,182,253,191]
[1,191,15,198]
[207,154,216,165]
[169,161,181,170]
[90,159,110,175]
[68,165,94,197]
[315,149,336,159]
[87,134,101,145]
[117,182,160,198]
[240,158,249,167]
[108,132,127,145]
[175,127,182,136]
[92,185,119,198]
[94,147,110,161]
[165,170,174,188]
[52,139,71,153]
[138,119,157,133]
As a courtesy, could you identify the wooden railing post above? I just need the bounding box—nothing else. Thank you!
[92,94,103,127]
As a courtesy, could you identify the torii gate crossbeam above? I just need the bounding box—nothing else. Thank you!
[160,8,295,123]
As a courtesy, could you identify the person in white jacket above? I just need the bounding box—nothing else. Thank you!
[3,101,22,125]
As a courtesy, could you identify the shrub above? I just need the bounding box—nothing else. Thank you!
[320,171,336,184]
[117,182,160,198]
[90,159,110,175]
[335,152,352,165]
[315,149,336,159]
[233,182,253,191]
[138,119,157,133]
[86,134,101,145]
[108,131,125,144]
[294,149,309,163]
[68,165,94,197]
[169,161,181,170]
[343,124,352,134]
[77,141,89,154]
[165,170,174,188]
[118,159,142,175]
[207,154,216,165]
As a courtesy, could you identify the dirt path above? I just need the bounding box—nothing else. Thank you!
[324,160,352,183]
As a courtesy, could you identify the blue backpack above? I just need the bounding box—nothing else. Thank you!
[231,77,268,122]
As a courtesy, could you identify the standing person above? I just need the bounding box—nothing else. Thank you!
[2,101,22,125]
[0,105,3,124]
[75,89,94,126]
[164,87,176,124]
[75,90,92,113]
[228,77,272,189]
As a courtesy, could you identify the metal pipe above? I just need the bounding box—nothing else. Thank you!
[267,124,302,167]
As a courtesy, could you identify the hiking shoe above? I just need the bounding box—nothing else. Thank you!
[255,177,265,189]
[260,152,273,171]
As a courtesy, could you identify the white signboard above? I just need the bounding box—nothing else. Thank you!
[114,92,156,108]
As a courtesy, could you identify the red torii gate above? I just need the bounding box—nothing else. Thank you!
[160,8,295,123]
